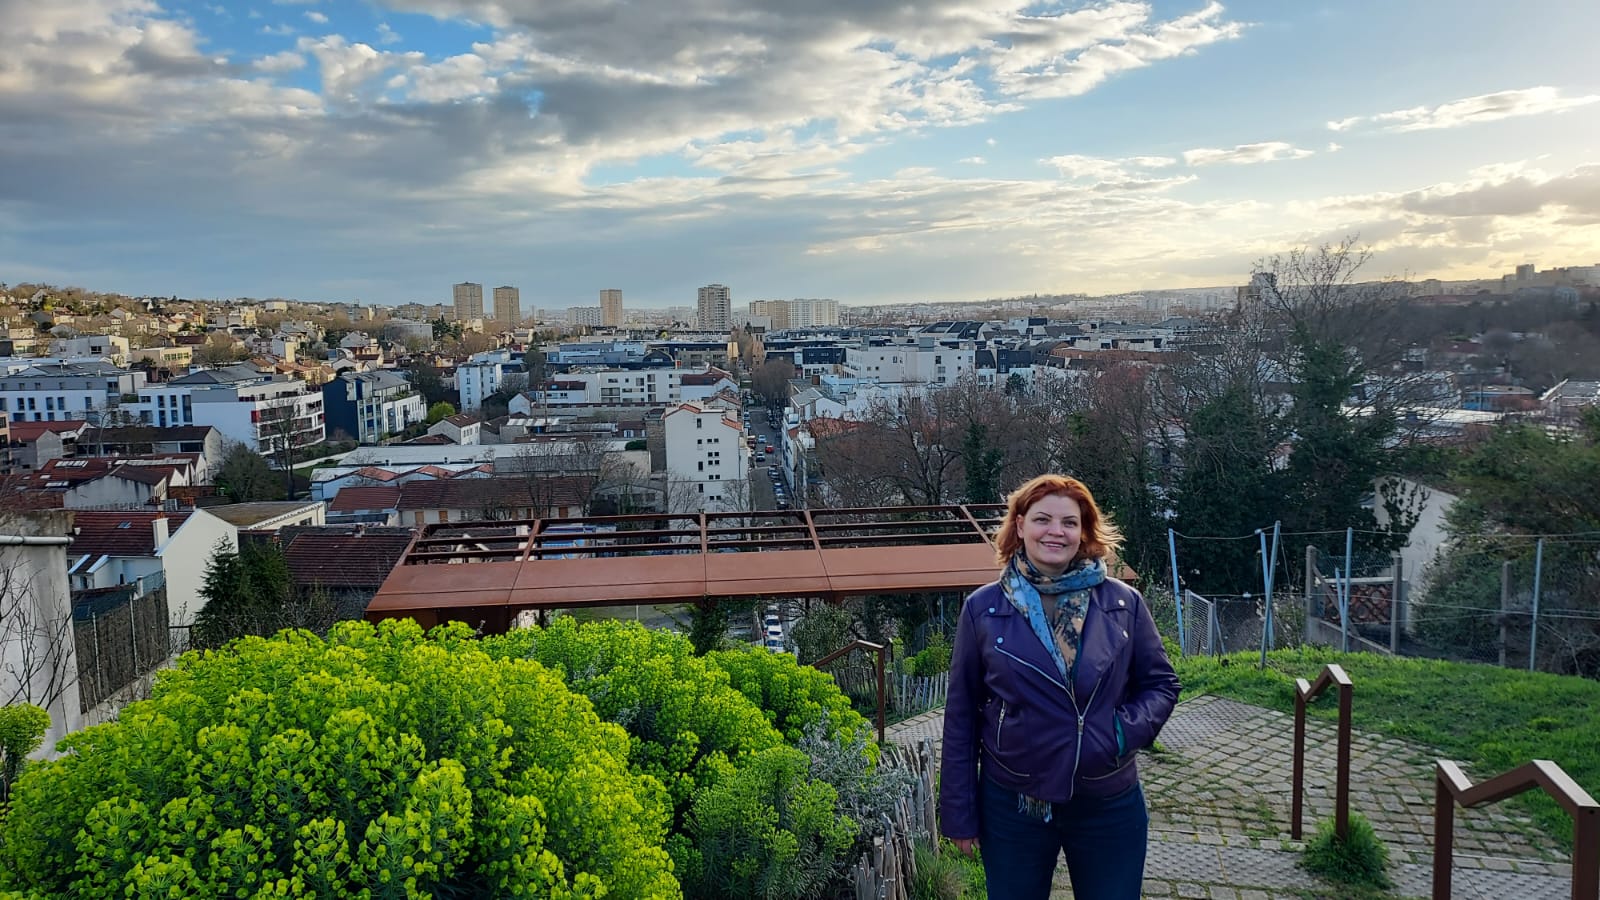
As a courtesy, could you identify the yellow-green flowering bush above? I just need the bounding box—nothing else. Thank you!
[0,620,679,899]
[706,646,869,748]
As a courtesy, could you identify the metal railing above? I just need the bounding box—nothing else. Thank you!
[809,639,888,744]
[1291,663,1353,841]
[1432,759,1599,900]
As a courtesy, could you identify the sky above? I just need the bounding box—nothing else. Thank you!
[1,0,1598,308]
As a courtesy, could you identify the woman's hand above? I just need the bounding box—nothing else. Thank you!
[951,837,978,858]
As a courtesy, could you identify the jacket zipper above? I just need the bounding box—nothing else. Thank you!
[996,646,1105,802]
[997,702,1007,752]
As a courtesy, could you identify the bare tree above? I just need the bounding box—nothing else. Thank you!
[0,512,77,721]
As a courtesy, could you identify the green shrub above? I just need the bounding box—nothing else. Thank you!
[1301,812,1391,889]
[0,620,679,899]
[708,644,869,747]
[670,746,858,900]
[908,632,951,676]
[483,619,784,814]
[0,704,50,805]
[909,839,986,900]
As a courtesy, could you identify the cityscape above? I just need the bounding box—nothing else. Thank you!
[2,0,1600,897]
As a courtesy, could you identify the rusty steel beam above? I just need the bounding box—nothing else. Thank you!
[365,504,1007,631]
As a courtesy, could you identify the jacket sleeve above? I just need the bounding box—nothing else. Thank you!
[938,589,986,840]
[1115,586,1180,754]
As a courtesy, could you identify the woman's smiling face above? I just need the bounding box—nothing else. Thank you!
[1017,492,1082,577]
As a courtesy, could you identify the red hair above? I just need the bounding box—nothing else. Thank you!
[993,474,1122,568]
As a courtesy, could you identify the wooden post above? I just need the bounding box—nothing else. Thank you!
[1292,687,1307,839]
[1432,767,1454,900]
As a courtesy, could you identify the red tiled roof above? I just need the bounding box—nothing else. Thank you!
[396,476,585,513]
[443,413,479,427]
[282,527,415,588]
[8,420,89,442]
[328,486,402,513]
[350,466,400,482]
[68,511,194,557]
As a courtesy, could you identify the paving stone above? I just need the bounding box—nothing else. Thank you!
[886,696,1575,899]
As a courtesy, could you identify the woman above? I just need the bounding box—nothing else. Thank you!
[940,474,1179,899]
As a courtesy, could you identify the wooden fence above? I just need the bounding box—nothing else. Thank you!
[852,737,939,900]
[829,667,949,714]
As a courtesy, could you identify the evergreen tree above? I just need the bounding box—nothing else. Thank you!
[960,420,1003,504]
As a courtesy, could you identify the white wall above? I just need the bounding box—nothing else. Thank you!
[1374,475,1459,600]
[0,511,83,751]
[157,509,238,627]
[663,404,747,512]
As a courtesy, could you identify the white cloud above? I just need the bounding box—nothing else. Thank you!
[375,22,400,45]
[1328,86,1600,133]
[260,23,295,36]
[253,50,306,73]
[1183,141,1314,167]
[986,138,997,147]
[959,156,986,165]
[1327,142,1342,152]
[1045,153,1175,180]
[304,11,328,24]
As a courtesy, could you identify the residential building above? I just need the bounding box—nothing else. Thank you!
[322,370,425,445]
[662,401,747,513]
[453,282,484,322]
[789,299,839,327]
[567,306,602,327]
[6,420,86,471]
[697,284,731,332]
[843,336,974,385]
[600,289,623,327]
[520,366,735,408]
[0,361,148,424]
[21,454,200,509]
[396,475,590,525]
[0,412,10,476]
[140,364,325,455]
[279,525,415,617]
[66,507,237,628]
[79,425,226,483]
[203,501,327,533]
[747,300,789,329]
[49,335,131,366]
[493,286,521,328]
[325,486,402,525]
[428,412,482,445]
[456,348,520,412]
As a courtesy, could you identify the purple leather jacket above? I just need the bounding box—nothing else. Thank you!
[939,576,1179,840]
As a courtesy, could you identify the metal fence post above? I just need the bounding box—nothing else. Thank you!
[1499,561,1510,669]
[1390,552,1402,655]
[1168,528,1185,655]
[1529,538,1544,673]
[1304,545,1317,645]
[1340,527,1354,653]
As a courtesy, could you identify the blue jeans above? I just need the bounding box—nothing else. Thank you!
[978,777,1148,900]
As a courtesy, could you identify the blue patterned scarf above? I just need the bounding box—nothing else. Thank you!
[1000,551,1106,684]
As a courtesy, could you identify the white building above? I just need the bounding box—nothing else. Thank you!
[697,284,731,332]
[517,366,736,409]
[843,336,974,385]
[139,364,325,454]
[566,306,603,328]
[456,348,518,412]
[0,361,148,424]
[66,507,238,628]
[662,401,748,513]
[49,335,131,366]
[788,299,839,327]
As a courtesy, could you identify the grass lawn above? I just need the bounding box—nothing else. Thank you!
[1174,646,1600,844]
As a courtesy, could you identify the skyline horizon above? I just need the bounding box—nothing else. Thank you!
[3,2,1597,306]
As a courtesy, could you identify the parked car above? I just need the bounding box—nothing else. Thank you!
[755,453,766,463]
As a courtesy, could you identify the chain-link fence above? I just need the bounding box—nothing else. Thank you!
[1410,535,1600,677]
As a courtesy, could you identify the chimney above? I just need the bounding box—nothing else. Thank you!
[152,514,169,548]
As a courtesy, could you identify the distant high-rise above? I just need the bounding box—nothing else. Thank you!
[453,282,484,322]
[789,299,838,328]
[600,289,623,327]
[697,284,731,332]
[493,286,521,327]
